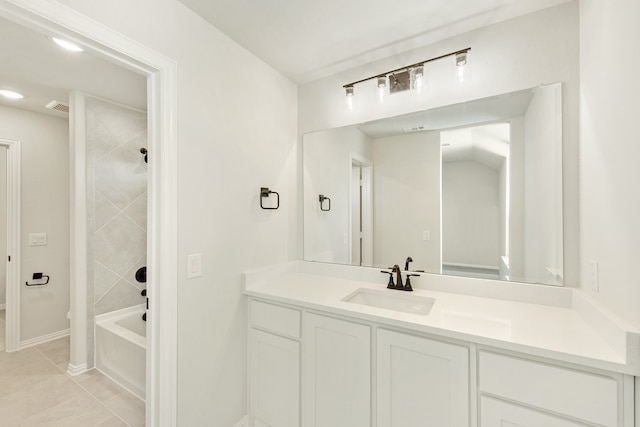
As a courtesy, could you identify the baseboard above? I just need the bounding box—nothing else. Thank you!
[67,362,88,376]
[18,328,70,350]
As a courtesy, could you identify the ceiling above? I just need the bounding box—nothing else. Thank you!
[0,1,568,119]
[441,123,510,170]
[179,0,570,83]
[358,87,533,139]
[0,17,146,119]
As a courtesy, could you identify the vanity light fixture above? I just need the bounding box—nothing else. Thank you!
[345,85,355,97]
[413,64,424,79]
[51,36,84,52]
[455,51,468,67]
[411,64,425,91]
[0,89,24,99]
[343,47,471,97]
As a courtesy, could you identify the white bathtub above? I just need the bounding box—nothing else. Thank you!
[96,304,146,400]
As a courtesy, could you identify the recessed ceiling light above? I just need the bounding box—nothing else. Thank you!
[0,89,25,99]
[51,37,83,52]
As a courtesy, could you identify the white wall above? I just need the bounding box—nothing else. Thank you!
[580,0,640,329]
[372,132,441,272]
[299,1,580,285]
[0,104,70,342]
[442,161,500,269]
[523,84,563,284]
[54,0,298,424]
[0,146,6,307]
[303,126,371,264]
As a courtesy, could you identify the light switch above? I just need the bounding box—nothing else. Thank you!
[187,253,202,279]
[422,230,430,241]
[29,232,47,246]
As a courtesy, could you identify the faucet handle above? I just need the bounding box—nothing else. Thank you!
[404,274,420,292]
[380,270,395,289]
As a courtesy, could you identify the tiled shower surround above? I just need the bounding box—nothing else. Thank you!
[86,96,147,367]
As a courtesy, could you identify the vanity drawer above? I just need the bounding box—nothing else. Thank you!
[478,351,618,426]
[249,299,301,339]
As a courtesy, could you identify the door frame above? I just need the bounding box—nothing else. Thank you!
[349,152,373,267]
[0,137,20,352]
[0,1,178,426]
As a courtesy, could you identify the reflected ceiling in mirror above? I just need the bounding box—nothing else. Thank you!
[303,84,563,286]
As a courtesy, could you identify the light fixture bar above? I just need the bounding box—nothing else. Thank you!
[342,47,471,90]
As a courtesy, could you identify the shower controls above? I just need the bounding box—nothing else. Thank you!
[135,266,147,283]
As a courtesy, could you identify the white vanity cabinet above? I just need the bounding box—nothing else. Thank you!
[246,295,635,427]
[377,329,470,427]
[248,300,301,427]
[478,351,629,427]
[302,312,371,427]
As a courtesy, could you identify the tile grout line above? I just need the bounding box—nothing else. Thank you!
[34,344,134,427]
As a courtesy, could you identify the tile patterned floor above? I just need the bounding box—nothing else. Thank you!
[0,324,145,427]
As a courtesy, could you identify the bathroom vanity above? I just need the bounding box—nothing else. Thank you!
[243,262,639,427]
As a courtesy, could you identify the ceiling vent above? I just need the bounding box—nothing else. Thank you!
[45,100,70,113]
[403,125,427,133]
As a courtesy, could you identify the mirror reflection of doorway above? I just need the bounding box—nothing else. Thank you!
[441,123,510,280]
[350,154,373,267]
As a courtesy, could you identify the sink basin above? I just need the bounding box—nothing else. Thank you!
[342,288,435,316]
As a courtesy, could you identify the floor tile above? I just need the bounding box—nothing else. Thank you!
[103,391,146,427]
[20,393,114,427]
[0,335,145,426]
[0,373,86,424]
[98,416,130,427]
[0,355,65,399]
[75,370,129,401]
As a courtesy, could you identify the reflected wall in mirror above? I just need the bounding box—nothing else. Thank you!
[303,83,563,286]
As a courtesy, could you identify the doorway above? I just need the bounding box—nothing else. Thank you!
[0,138,19,353]
[0,1,178,425]
[349,153,373,267]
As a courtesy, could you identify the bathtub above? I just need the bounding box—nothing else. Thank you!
[95,304,146,400]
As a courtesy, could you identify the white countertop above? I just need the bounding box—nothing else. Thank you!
[244,262,640,376]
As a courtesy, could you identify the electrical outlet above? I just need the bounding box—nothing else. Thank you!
[589,260,599,292]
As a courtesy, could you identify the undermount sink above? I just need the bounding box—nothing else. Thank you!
[342,288,435,316]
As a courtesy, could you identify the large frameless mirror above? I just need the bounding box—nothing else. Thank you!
[303,83,563,286]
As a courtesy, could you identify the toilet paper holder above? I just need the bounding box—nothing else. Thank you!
[26,272,50,286]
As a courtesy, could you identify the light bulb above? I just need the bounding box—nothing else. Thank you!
[412,65,424,91]
[345,86,354,97]
[456,52,468,67]
[0,89,24,99]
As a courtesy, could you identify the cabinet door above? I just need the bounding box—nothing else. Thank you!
[303,313,370,427]
[249,329,300,427]
[480,396,590,427]
[377,329,469,427]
